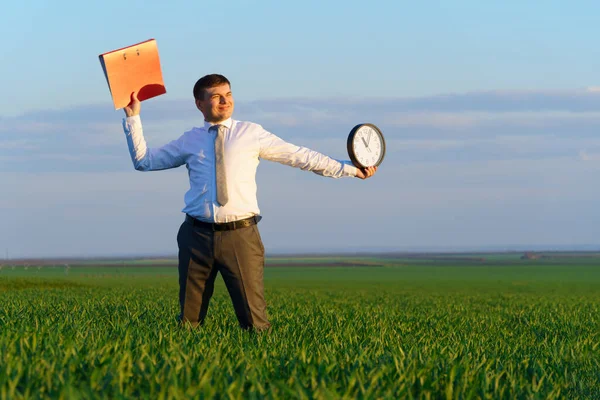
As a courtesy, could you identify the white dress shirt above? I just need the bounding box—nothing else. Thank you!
[123,115,358,223]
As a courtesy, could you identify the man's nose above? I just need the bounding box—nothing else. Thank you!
[219,96,227,104]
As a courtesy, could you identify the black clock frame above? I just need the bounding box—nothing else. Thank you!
[347,123,386,168]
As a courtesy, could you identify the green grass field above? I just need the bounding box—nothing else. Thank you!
[1,256,599,399]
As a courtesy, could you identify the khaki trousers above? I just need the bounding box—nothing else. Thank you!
[176,219,270,330]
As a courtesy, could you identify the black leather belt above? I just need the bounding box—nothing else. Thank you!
[185,214,261,231]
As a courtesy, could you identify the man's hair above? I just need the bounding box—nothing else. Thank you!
[193,74,231,100]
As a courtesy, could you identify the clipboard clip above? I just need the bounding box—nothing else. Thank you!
[123,50,140,61]
[123,49,140,61]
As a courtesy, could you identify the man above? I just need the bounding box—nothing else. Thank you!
[122,74,377,331]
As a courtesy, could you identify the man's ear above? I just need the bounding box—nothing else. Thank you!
[195,98,203,112]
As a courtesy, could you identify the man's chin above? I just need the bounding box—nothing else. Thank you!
[206,113,232,123]
[219,112,233,121]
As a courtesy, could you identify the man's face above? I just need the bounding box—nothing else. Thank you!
[196,84,234,123]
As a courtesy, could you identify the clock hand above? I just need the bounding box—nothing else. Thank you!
[361,137,371,152]
[367,132,371,145]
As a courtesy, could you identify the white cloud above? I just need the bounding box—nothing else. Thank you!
[380,111,600,129]
[4,90,600,257]
[0,139,38,150]
[386,138,464,151]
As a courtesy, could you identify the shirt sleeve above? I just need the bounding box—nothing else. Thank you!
[122,115,186,171]
[258,127,358,178]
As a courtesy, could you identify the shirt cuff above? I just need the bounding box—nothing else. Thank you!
[342,161,359,177]
[123,115,141,134]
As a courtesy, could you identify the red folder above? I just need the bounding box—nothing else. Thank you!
[99,39,166,109]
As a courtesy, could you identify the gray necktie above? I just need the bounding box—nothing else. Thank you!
[210,124,228,206]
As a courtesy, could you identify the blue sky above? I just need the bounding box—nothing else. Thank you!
[2,1,600,258]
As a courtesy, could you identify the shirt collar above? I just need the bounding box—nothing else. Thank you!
[203,118,233,131]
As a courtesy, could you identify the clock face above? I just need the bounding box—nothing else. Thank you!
[347,124,386,168]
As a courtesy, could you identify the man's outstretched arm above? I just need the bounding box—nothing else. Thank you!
[122,92,186,171]
[258,127,377,180]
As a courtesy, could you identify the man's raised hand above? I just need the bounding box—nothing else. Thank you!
[124,91,141,117]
